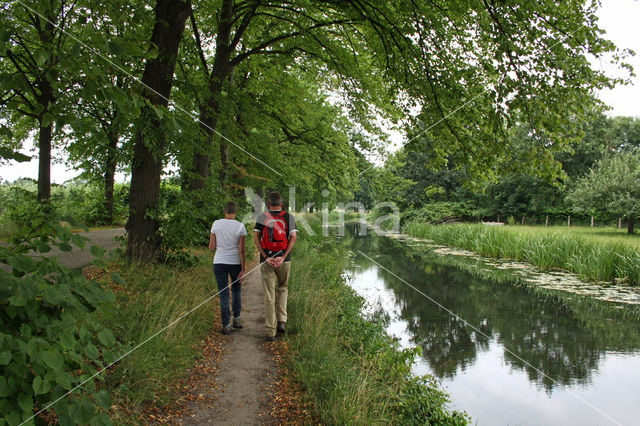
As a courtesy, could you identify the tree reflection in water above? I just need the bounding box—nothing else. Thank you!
[340,224,640,393]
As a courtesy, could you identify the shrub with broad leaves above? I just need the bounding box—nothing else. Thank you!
[0,216,119,425]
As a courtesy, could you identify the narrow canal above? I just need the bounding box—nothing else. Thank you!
[339,224,640,425]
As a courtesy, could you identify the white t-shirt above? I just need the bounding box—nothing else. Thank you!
[211,219,247,265]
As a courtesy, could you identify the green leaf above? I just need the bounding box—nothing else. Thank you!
[91,258,108,269]
[71,42,82,56]
[0,124,14,138]
[69,400,95,424]
[84,343,99,360]
[94,390,112,410]
[4,410,20,425]
[0,376,11,397]
[58,241,73,252]
[17,392,33,413]
[41,113,54,128]
[34,48,49,66]
[71,233,87,249]
[149,103,163,119]
[45,69,59,84]
[9,295,27,307]
[0,351,11,365]
[32,375,51,395]
[60,331,76,350]
[55,371,73,389]
[0,29,9,55]
[0,27,10,43]
[42,349,64,370]
[90,245,106,258]
[172,116,184,132]
[43,286,68,305]
[7,255,36,274]
[93,412,112,425]
[0,147,30,162]
[35,241,51,253]
[110,271,125,286]
[20,323,32,337]
[107,40,126,56]
[97,328,115,346]
[79,326,91,343]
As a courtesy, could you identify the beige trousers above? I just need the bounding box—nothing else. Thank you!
[261,261,291,337]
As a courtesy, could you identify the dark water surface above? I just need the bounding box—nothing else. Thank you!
[339,224,640,425]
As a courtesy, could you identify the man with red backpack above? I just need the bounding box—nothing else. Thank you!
[253,191,298,341]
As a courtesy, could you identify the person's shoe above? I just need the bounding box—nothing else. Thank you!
[276,321,286,334]
[221,324,231,335]
[232,317,243,329]
[266,335,276,342]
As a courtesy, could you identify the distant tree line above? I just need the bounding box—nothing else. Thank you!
[361,114,640,233]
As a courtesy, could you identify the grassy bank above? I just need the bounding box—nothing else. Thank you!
[285,224,468,424]
[99,247,219,422]
[406,222,640,285]
[499,225,640,249]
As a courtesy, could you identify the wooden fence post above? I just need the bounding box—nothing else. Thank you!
[619,218,622,229]
[567,215,571,227]
[545,216,549,227]
[591,216,594,227]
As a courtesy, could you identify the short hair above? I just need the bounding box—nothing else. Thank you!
[224,201,238,214]
[267,191,283,208]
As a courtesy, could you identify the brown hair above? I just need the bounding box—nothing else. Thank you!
[224,201,238,214]
[266,191,283,208]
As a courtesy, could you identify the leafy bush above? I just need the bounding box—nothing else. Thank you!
[58,183,128,227]
[402,201,481,225]
[0,181,129,232]
[0,182,41,229]
[0,218,118,424]
[156,184,224,266]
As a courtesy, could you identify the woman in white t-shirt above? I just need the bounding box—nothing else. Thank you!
[209,201,247,335]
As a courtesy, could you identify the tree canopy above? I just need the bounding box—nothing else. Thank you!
[568,150,640,233]
[0,0,633,258]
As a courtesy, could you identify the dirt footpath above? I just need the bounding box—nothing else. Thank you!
[147,257,313,426]
[170,262,279,425]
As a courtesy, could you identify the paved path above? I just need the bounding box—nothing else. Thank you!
[1,228,125,270]
[48,228,125,268]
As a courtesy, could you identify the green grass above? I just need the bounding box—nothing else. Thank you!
[405,222,640,285]
[286,232,468,424]
[501,225,640,249]
[100,247,218,423]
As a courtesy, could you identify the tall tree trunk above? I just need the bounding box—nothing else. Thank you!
[628,217,635,234]
[104,126,118,225]
[37,117,52,205]
[219,133,229,185]
[184,0,234,192]
[36,10,55,206]
[126,0,191,261]
[184,96,218,191]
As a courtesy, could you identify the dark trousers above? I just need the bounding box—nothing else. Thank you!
[213,263,242,326]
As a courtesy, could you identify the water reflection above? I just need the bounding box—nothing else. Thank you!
[340,224,640,425]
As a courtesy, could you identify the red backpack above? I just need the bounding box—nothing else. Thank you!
[261,211,289,251]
